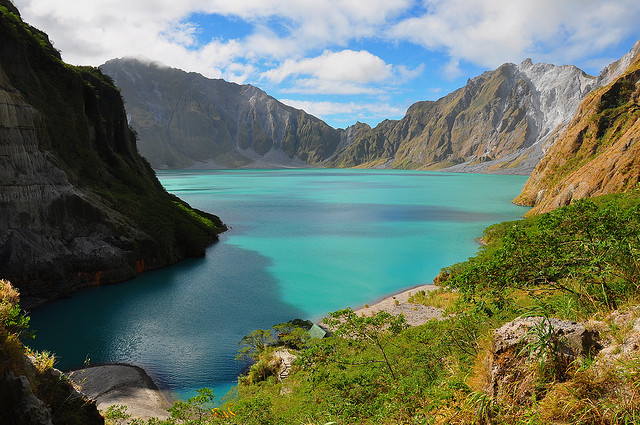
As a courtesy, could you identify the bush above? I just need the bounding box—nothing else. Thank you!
[444,196,640,317]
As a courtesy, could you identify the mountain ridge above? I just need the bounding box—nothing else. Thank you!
[514,41,640,215]
[101,58,341,169]
[332,59,596,174]
[103,48,640,175]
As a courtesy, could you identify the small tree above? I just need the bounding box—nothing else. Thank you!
[323,308,408,381]
[236,329,277,361]
[273,319,314,350]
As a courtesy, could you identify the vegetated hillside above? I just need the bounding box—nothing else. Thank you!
[515,46,640,215]
[331,59,596,174]
[100,58,341,169]
[0,1,225,308]
[103,190,640,424]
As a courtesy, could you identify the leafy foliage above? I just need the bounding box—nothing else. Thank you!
[444,195,640,317]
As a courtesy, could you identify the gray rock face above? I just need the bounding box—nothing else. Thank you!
[0,355,103,425]
[488,316,600,399]
[493,317,600,359]
[101,58,341,169]
[0,371,53,425]
[0,67,133,306]
[596,40,640,87]
[439,60,596,174]
[0,5,223,308]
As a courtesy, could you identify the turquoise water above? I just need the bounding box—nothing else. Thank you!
[28,169,528,401]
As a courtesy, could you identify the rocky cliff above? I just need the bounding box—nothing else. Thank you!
[331,59,596,174]
[102,57,597,175]
[514,43,640,215]
[100,58,341,169]
[0,1,225,308]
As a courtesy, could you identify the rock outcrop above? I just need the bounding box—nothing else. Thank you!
[487,316,600,402]
[0,2,225,307]
[484,309,640,412]
[67,365,170,420]
[100,58,341,169]
[514,42,640,215]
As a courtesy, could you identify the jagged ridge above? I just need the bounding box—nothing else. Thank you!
[514,43,640,215]
[100,58,341,169]
[331,60,595,174]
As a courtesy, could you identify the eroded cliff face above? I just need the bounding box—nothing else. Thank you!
[0,2,224,308]
[514,49,640,216]
[100,58,341,169]
[332,60,596,174]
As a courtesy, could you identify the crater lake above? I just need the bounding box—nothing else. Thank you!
[28,169,529,400]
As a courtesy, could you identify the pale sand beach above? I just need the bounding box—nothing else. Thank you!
[354,284,445,326]
[67,364,172,420]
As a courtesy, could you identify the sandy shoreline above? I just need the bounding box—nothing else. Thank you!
[353,284,444,326]
[70,284,444,419]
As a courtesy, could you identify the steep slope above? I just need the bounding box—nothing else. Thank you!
[514,49,640,216]
[0,2,225,308]
[100,58,341,169]
[332,60,596,174]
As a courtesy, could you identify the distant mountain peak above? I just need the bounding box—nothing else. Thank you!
[101,58,341,169]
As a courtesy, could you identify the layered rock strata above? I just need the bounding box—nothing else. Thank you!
[0,2,224,308]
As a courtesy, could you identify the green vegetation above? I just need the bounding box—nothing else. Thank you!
[444,188,640,319]
[109,188,640,425]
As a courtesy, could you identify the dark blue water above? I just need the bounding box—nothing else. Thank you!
[28,169,528,400]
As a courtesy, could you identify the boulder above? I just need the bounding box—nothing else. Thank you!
[488,316,600,400]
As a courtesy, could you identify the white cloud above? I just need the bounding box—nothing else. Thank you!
[10,0,640,129]
[263,50,424,95]
[265,50,392,84]
[389,0,640,75]
[279,99,405,124]
[13,0,640,85]
[281,79,384,95]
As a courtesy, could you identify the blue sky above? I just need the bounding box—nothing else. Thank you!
[13,0,640,129]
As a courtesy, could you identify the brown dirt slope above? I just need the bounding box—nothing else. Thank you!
[514,54,640,216]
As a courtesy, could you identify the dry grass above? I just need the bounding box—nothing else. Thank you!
[0,279,20,326]
[538,353,640,424]
[408,287,460,311]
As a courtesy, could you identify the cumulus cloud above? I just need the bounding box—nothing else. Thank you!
[11,0,640,126]
[13,0,639,82]
[263,50,425,94]
[264,50,392,84]
[389,0,640,75]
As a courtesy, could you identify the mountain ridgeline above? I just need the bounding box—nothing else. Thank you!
[102,52,636,175]
[0,1,225,308]
[100,59,342,169]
